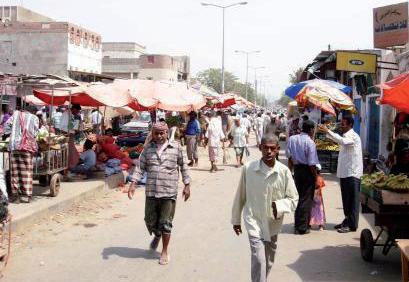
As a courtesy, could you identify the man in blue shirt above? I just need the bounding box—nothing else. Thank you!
[185,111,201,166]
[286,120,319,235]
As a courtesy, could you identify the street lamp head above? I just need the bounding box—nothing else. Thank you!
[239,2,248,5]
[201,2,210,6]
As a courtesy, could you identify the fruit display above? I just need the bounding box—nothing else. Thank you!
[315,139,340,151]
[361,172,409,191]
[36,133,67,145]
[0,142,8,152]
[37,133,68,151]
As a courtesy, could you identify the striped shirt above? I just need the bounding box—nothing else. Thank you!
[132,141,190,198]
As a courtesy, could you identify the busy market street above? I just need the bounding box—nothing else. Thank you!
[0,140,402,282]
[2,1,409,282]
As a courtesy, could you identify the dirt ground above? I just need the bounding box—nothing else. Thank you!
[1,139,402,282]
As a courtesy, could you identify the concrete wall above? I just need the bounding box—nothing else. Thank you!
[138,68,178,81]
[102,42,145,59]
[0,6,54,22]
[102,72,134,79]
[102,58,139,73]
[0,31,68,75]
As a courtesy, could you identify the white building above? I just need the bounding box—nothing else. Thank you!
[0,6,103,81]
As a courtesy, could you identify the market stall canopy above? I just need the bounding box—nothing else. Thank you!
[210,94,236,109]
[285,79,355,115]
[33,79,206,112]
[232,94,255,109]
[123,80,206,112]
[33,82,133,108]
[377,71,409,113]
[285,79,352,99]
[22,95,47,106]
[191,82,220,98]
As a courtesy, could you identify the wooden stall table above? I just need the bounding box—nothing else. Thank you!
[397,240,409,282]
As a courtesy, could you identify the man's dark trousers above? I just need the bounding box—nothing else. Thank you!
[294,164,315,232]
[340,177,360,230]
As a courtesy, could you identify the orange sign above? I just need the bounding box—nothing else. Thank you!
[373,2,409,49]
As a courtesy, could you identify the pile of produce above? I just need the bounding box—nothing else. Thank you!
[0,141,8,152]
[36,132,68,151]
[361,172,409,191]
[315,139,340,151]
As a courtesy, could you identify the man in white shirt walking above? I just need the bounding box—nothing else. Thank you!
[231,134,298,282]
[91,109,103,134]
[205,111,225,172]
[231,118,249,167]
[254,113,264,146]
[318,116,363,233]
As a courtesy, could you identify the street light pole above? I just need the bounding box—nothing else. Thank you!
[235,50,260,101]
[222,8,225,94]
[202,2,248,94]
[251,66,265,106]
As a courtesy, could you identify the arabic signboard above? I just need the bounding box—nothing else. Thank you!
[336,51,377,74]
[373,2,409,49]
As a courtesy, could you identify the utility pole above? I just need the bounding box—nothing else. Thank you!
[235,50,260,101]
[201,2,248,94]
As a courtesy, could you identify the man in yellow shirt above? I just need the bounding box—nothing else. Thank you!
[231,134,298,282]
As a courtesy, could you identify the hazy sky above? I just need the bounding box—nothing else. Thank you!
[13,0,404,99]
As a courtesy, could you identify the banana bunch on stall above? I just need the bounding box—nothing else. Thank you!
[315,139,340,151]
[361,172,409,191]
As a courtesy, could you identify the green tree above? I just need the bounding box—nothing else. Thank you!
[289,67,305,84]
[196,68,263,104]
[196,68,238,94]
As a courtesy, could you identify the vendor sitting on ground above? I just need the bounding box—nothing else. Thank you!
[69,139,96,179]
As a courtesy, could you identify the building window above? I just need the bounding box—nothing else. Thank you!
[70,27,75,44]
[147,55,155,64]
[83,32,88,48]
[146,77,153,80]
[76,29,81,46]
[95,37,100,51]
[91,35,95,50]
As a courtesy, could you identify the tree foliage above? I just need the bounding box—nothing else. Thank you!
[196,68,264,105]
[289,67,305,84]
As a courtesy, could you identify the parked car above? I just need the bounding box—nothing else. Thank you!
[117,112,151,147]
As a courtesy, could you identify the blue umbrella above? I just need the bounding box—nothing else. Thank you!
[285,79,352,99]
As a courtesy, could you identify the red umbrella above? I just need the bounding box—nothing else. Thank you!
[378,70,409,113]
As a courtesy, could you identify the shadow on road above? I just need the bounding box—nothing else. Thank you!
[102,247,159,260]
[280,223,340,235]
[190,168,225,172]
[287,245,401,281]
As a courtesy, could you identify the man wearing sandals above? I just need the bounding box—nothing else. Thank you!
[232,134,298,282]
[128,121,191,265]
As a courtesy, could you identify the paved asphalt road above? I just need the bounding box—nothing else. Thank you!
[2,139,402,282]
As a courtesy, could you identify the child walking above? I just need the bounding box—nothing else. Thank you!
[310,174,326,230]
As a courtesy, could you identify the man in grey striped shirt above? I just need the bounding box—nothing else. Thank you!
[128,121,191,265]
